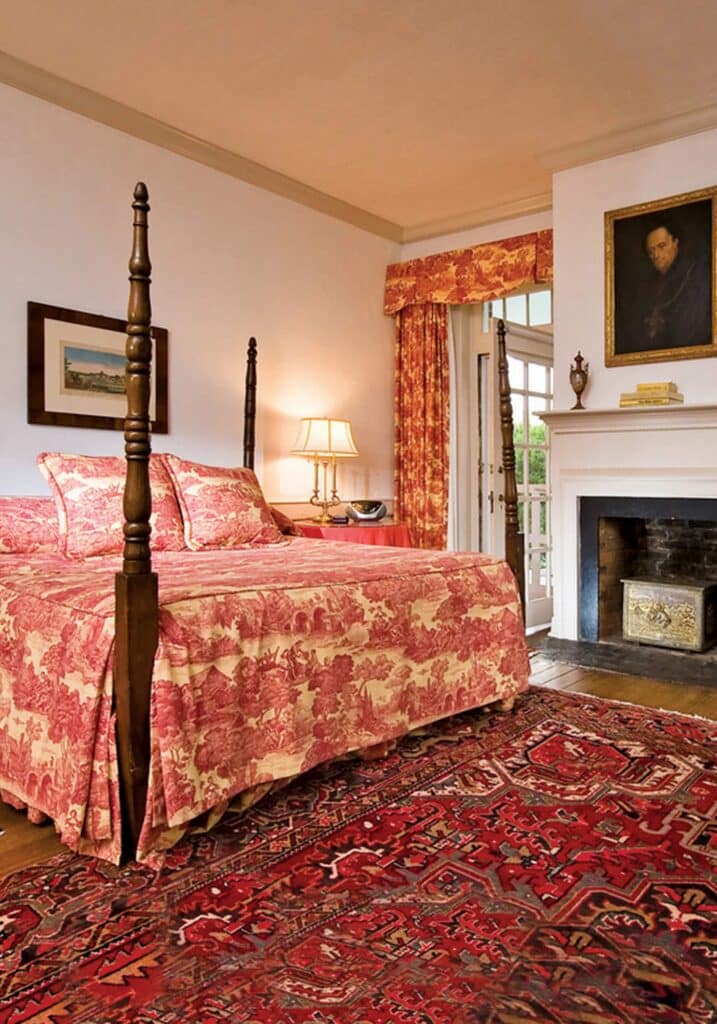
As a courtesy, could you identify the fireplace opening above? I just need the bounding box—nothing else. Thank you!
[601,517,717,650]
[579,497,717,651]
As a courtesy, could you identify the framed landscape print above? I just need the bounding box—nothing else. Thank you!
[27,302,168,432]
[604,185,717,367]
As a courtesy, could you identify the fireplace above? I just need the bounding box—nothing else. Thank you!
[579,496,717,646]
[538,404,717,683]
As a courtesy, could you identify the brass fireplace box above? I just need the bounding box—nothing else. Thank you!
[622,578,717,652]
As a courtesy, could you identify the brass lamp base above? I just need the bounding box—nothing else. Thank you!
[312,504,334,524]
[308,456,342,523]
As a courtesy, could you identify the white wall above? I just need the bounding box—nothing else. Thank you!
[400,210,552,262]
[553,130,717,410]
[0,83,398,500]
[549,131,717,641]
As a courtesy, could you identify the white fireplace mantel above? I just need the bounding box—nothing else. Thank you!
[540,403,717,434]
[538,404,717,640]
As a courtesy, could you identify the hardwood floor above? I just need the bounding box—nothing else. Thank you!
[0,801,66,877]
[1,657,716,879]
[529,653,717,717]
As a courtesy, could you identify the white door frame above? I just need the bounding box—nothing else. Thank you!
[468,318,554,629]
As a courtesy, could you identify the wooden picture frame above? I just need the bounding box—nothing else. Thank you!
[27,302,168,433]
[605,186,717,367]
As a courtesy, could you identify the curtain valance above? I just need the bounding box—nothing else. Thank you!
[384,229,553,315]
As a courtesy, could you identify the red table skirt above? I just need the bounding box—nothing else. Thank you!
[296,522,413,547]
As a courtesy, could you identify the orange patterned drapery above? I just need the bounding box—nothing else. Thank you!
[390,228,553,550]
[394,303,449,549]
[384,229,553,314]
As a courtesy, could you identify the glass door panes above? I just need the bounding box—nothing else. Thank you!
[485,289,552,330]
[509,355,553,628]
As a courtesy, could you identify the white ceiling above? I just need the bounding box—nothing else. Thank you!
[2,0,717,241]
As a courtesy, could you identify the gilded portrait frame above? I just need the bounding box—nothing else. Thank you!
[605,185,717,367]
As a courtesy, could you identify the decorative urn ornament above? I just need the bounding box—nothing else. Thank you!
[569,351,589,409]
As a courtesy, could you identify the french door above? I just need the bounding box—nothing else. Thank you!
[476,320,554,630]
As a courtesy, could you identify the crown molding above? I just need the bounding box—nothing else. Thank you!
[0,50,403,243]
[542,101,717,172]
[400,190,553,244]
[5,49,717,246]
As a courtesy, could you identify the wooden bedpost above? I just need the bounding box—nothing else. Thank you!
[497,318,526,615]
[114,182,159,860]
[243,337,257,470]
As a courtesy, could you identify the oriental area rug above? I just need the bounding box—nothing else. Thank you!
[1,688,715,1024]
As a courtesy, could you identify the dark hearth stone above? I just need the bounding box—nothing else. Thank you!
[535,636,717,688]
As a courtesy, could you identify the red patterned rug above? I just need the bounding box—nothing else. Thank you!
[1,687,715,1023]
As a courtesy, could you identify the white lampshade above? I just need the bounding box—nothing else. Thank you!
[291,417,358,458]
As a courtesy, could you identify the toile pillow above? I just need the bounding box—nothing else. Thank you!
[37,452,185,558]
[162,454,284,549]
[0,496,59,554]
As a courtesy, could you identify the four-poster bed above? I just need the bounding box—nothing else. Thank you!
[0,184,529,865]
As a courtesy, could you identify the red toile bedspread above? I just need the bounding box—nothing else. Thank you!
[0,539,528,863]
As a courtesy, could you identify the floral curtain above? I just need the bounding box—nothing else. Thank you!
[394,303,449,549]
[388,228,553,550]
[384,229,553,314]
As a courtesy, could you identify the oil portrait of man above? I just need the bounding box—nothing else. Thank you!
[605,191,716,366]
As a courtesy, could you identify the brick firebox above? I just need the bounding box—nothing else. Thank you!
[579,496,717,643]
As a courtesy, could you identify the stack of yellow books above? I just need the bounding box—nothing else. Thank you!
[619,382,684,407]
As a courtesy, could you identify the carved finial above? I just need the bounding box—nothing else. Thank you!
[244,338,258,470]
[123,182,153,574]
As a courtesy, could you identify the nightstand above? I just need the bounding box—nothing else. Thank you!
[295,520,413,547]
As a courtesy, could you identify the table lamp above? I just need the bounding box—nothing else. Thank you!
[291,417,358,522]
